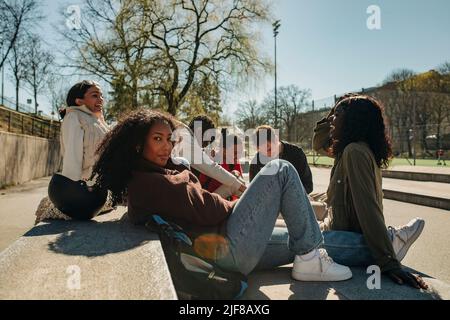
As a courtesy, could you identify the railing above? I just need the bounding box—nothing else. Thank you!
[0,105,61,139]
[1,96,35,114]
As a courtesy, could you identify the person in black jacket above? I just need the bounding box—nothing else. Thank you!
[249,125,313,194]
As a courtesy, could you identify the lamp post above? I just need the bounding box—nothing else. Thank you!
[1,43,4,106]
[273,20,281,130]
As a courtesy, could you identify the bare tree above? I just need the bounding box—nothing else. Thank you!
[46,73,68,120]
[381,69,417,156]
[383,68,416,84]
[7,36,29,111]
[438,61,450,75]
[0,0,41,70]
[278,86,311,142]
[260,85,311,141]
[235,99,266,131]
[62,0,273,116]
[24,35,54,114]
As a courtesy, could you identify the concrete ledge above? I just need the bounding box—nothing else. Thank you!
[382,170,450,184]
[310,164,450,184]
[383,189,450,211]
[0,208,178,300]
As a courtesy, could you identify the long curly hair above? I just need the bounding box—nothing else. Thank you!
[332,95,393,168]
[91,109,177,205]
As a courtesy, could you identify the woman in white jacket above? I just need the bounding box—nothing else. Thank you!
[59,81,110,182]
[35,80,110,223]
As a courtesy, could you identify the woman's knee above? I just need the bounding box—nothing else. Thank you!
[265,159,296,175]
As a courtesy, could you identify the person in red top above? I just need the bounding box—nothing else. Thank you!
[199,132,244,200]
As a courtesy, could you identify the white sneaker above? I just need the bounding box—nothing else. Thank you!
[292,249,352,282]
[388,218,425,262]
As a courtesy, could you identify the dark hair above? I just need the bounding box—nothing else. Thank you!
[188,115,215,133]
[331,95,392,168]
[255,125,277,148]
[91,109,177,205]
[61,80,100,119]
[188,115,216,146]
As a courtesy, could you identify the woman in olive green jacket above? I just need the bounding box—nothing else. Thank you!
[313,94,427,290]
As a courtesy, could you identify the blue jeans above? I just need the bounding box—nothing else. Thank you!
[250,229,377,271]
[216,160,323,275]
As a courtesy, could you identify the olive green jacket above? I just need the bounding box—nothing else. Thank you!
[313,118,401,272]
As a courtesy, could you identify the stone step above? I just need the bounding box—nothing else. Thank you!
[0,208,178,300]
[382,178,450,211]
[382,170,450,184]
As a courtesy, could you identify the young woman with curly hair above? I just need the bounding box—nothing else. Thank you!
[91,108,354,282]
[313,95,428,289]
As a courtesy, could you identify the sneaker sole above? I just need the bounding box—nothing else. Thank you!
[396,219,425,262]
[291,269,353,282]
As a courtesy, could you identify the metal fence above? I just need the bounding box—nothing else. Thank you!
[1,96,35,114]
[0,105,61,139]
[285,89,450,164]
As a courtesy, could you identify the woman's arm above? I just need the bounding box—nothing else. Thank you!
[312,108,335,157]
[173,125,246,195]
[61,112,84,181]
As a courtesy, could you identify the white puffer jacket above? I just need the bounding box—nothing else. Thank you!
[60,105,110,182]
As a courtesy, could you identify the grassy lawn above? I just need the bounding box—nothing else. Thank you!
[306,156,446,167]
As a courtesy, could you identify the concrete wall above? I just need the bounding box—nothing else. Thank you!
[0,131,62,188]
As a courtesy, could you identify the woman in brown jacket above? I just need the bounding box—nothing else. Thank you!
[313,94,428,289]
[91,109,353,282]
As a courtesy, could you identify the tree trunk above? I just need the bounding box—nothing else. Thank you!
[15,79,20,112]
[437,123,442,150]
[132,80,139,108]
[167,94,177,116]
[33,68,38,114]
[34,85,38,115]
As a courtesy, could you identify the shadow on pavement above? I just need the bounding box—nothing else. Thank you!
[24,217,158,257]
[244,266,446,300]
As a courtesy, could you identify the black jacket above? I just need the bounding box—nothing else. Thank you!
[249,141,313,194]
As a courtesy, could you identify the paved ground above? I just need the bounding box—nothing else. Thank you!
[309,167,450,283]
[0,172,449,299]
[0,177,50,252]
[243,168,450,299]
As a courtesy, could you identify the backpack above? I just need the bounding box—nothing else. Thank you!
[146,215,248,300]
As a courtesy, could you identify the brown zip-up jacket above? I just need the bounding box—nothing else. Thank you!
[127,158,236,238]
[313,118,401,272]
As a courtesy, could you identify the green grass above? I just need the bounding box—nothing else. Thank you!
[306,156,447,167]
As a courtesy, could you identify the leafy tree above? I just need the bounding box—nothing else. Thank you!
[62,0,273,116]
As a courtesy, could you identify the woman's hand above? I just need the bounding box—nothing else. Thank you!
[231,170,242,178]
[386,268,428,290]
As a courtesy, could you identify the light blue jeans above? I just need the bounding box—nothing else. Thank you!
[216,160,323,275]
[215,159,376,275]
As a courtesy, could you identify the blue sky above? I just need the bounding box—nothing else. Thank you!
[2,0,450,117]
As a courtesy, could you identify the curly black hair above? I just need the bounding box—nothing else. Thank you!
[332,95,393,168]
[91,109,177,205]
